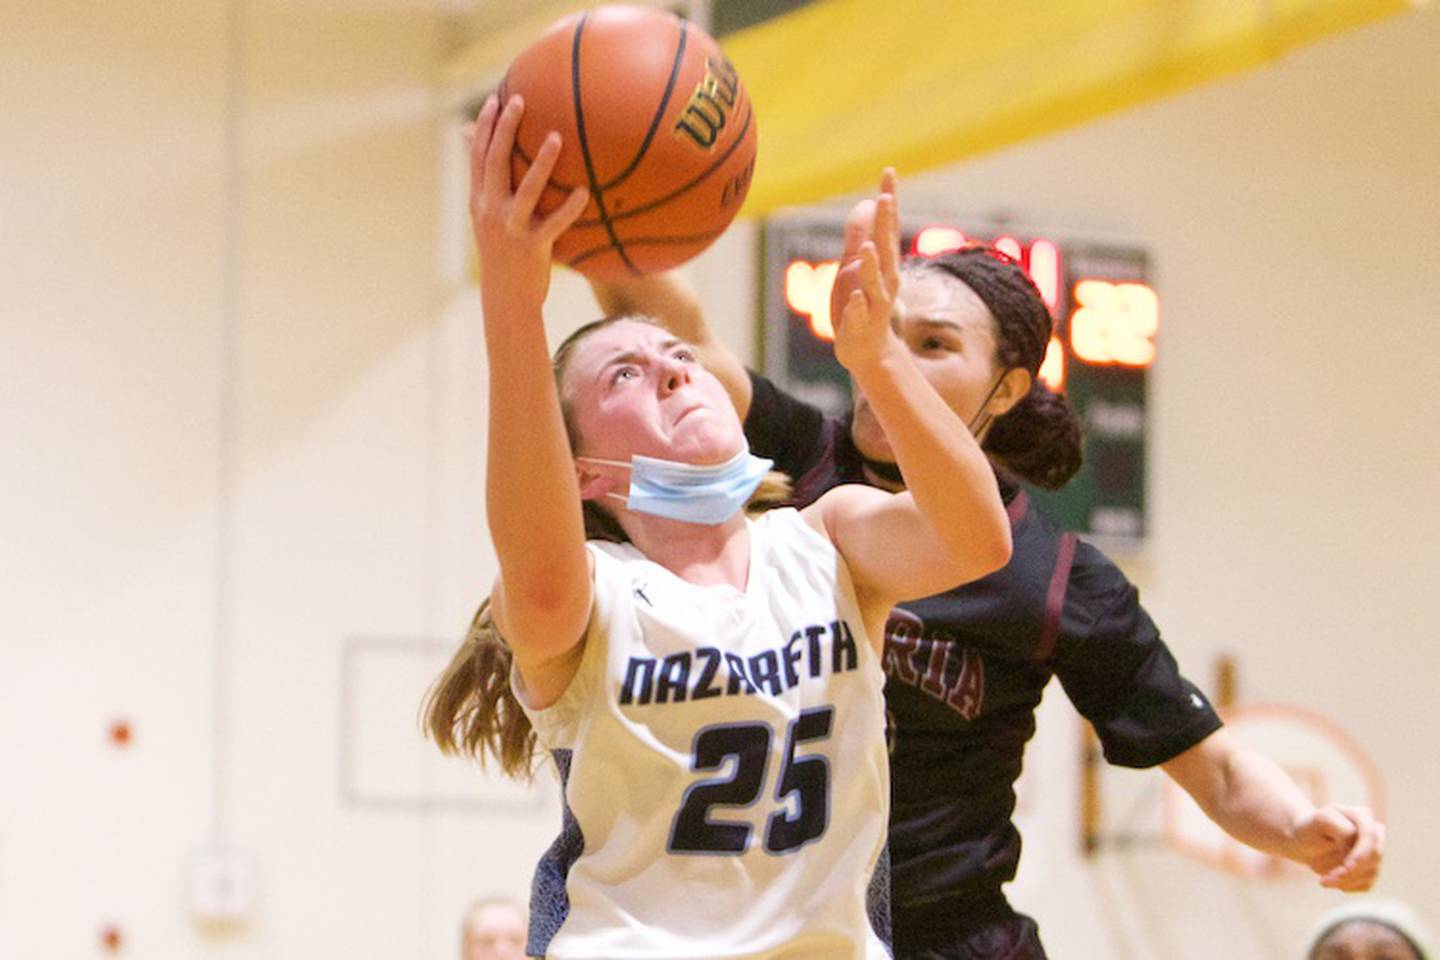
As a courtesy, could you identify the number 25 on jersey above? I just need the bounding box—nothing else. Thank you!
[668,706,834,855]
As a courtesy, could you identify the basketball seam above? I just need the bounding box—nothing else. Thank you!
[569,12,641,276]
[500,72,582,191]
[564,227,729,269]
[568,100,754,230]
[596,14,689,192]
[513,15,687,198]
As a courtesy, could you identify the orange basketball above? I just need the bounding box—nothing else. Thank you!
[500,5,757,280]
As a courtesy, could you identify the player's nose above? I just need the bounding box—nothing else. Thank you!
[658,357,691,395]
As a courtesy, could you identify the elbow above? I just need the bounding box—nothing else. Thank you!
[505,579,579,619]
[977,521,1013,577]
[498,556,590,624]
[495,575,592,660]
[941,518,1011,585]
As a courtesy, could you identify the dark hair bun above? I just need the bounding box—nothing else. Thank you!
[983,382,1083,490]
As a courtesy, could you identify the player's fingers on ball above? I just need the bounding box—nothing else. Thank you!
[473,94,498,140]
[485,94,525,195]
[541,185,590,244]
[469,95,499,198]
[512,131,560,226]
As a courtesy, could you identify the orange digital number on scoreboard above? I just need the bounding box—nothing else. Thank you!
[784,259,841,341]
[781,247,1158,384]
[1070,279,1158,368]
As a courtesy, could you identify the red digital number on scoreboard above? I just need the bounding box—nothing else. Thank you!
[782,229,1156,393]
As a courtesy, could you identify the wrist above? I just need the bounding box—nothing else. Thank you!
[481,302,549,352]
[845,335,913,389]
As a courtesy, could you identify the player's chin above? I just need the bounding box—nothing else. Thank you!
[670,420,745,464]
[849,410,894,463]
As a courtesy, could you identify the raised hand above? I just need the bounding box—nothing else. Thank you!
[832,241,898,377]
[829,168,902,333]
[468,93,589,318]
[1291,803,1385,892]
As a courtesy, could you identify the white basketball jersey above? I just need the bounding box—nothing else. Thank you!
[516,508,890,959]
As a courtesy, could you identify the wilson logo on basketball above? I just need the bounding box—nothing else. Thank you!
[673,58,741,150]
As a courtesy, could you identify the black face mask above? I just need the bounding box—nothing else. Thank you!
[965,372,1009,439]
[859,372,1008,487]
[860,454,906,486]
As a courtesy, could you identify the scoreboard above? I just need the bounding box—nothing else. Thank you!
[760,215,1154,543]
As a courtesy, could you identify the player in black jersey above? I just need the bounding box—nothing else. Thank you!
[588,171,1384,959]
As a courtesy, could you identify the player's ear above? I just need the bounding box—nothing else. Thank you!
[576,460,622,502]
[987,368,1032,418]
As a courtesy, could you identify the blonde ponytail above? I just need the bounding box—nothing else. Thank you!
[423,599,537,779]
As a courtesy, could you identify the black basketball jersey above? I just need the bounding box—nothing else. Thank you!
[744,372,1223,950]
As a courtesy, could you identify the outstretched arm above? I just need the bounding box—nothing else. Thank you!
[1162,729,1384,892]
[470,93,593,699]
[809,172,1011,606]
[586,271,752,419]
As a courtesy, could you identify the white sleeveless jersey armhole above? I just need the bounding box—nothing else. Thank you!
[510,557,618,750]
[515,509,892,960]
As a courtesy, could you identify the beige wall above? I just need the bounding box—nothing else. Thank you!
[1,3,1435,959]
[905,11,1440,958]
[0,1,506,957]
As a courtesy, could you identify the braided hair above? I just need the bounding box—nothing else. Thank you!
[909,246,1083,490]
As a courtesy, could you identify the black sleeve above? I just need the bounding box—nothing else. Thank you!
[743,369,830,483]
[1053,541,1223,768]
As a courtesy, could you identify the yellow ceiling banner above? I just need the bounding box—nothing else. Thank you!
[724,0,1411,214]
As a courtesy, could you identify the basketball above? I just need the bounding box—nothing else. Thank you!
[500,5,758,279]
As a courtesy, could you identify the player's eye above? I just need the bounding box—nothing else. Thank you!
[673,347,697,363]
[611,365,640,383]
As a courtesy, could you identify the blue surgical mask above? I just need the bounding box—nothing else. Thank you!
[577,447,774,525]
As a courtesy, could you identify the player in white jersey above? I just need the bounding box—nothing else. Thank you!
[426,93,1012,960]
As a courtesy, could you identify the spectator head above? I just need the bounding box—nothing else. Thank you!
[1308,899,1432,960]
[462,896,526,960]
